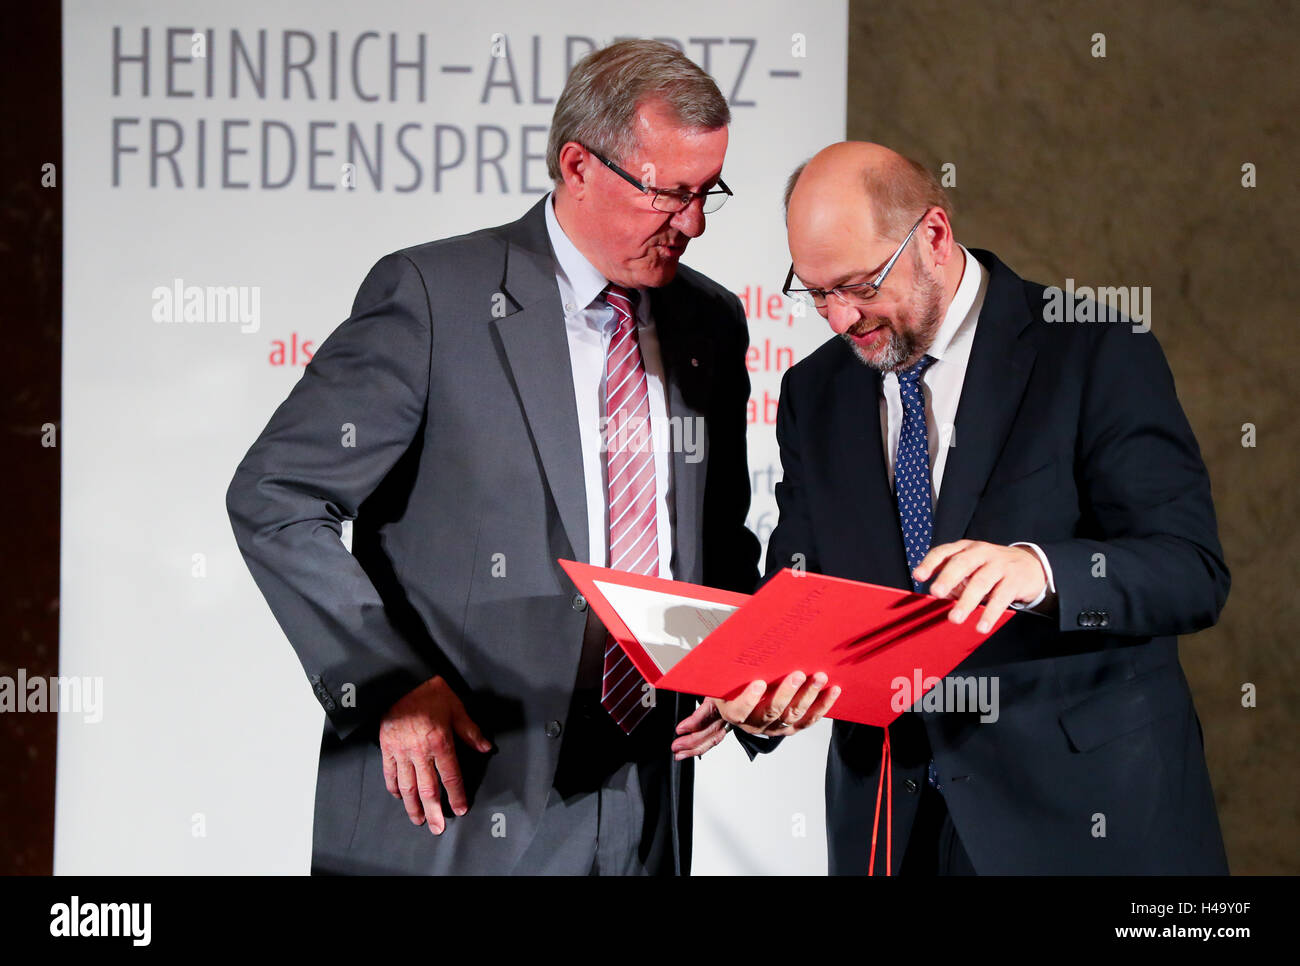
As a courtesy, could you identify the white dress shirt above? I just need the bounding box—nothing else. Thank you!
[544,192,675,578]
[879,245,1055,610]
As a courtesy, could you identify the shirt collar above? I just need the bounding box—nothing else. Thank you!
[925,244,984,363]
[544,191,646,323]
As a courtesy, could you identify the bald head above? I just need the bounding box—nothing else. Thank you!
[785,142,952,244]
[781,141,964,374]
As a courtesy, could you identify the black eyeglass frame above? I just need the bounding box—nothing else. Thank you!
[583,145,733,214]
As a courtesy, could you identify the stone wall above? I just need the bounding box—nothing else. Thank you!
[843,0,1299,874]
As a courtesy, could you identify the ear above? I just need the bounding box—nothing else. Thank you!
[921,207,956,268]
[557,142,591,200]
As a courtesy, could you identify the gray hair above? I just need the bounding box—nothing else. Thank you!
[547,39,730,183]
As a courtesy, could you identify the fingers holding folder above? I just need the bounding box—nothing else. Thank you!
[713,672,841,737]
[557,558,1011,731]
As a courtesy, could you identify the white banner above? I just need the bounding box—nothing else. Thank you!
[58,0,846,874]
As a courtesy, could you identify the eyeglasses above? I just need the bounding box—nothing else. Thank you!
[584,146,732,214]
[782,212,928,309]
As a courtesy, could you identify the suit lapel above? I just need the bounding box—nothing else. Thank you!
[931,249,1037,547]
[823,347,912,588]
[650,281,712,585]
[492,199,589,563]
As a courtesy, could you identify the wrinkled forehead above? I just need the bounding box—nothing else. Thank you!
[625,118,728,187]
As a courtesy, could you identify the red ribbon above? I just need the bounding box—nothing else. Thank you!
[868,727,892,876]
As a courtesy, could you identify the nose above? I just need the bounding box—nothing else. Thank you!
[825,298,861,335]
[669,199,706,238]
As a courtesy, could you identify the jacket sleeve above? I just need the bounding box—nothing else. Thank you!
[225,252,443,742]
[1036,323,1230,637]
[764,365,822,585]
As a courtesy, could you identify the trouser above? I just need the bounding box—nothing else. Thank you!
[899,779,977,875]
[511,688,674,875]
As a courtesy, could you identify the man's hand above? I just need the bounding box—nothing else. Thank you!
[707,671,841,739]
[672,697,731,760]
[378,676,492,835]
[913,540,1048,633]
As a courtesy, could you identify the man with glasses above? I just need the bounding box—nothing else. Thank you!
[226,39,767,875]
[712,141,1229,875]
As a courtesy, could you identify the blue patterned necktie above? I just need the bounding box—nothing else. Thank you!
[895,355,943,791]
[894,355,936,592]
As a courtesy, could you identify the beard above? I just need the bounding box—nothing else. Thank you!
[841,258,945,373]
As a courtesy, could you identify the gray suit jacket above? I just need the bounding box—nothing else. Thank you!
[226,197,761,874]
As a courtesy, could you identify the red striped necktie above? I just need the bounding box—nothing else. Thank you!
[600,283,657,734]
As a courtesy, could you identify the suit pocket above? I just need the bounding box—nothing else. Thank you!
[1058,663,1188,753]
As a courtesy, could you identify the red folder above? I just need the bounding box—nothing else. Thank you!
[559,559,1014,727]
[561,559,1016,874]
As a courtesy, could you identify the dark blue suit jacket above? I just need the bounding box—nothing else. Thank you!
[765,248,1230,874]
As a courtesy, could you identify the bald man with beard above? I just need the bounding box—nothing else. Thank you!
[713,142,1230,875]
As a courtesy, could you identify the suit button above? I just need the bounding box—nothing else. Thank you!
[1098,612,1110,628]
[904,779,918,793]
[545,720,563,738]
[1077,612,1093,627]
[571,594,587,612]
